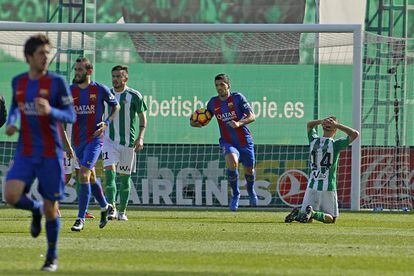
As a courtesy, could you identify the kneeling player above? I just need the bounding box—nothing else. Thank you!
[285,116,359,223]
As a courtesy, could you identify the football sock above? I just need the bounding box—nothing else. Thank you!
[15,194,42,215]
[91,179,108,210]
[313,211,325,222]
[105,170,117,205]
[227,169,240,197]
[75,179,80,195]
[245,173,257,197]
[295,212,305,222]
[77,183,91,219]
[119,175,131,213]
[45,218,60,260]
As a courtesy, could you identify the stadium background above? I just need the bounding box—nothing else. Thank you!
[0,0,413,209]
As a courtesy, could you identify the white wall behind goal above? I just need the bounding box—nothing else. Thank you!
[319,0,366,64]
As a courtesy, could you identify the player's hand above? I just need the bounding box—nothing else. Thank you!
[134,137,144,152]
[190,120,202,128]
[322,117,337,130]
[227,120,241,128]
[5,125,18,136]
[93,122,107,137]
[34,97,52,115]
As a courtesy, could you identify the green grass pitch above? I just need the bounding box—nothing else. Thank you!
[0,207,413,275]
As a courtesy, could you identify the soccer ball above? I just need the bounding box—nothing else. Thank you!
[191,108,212,126]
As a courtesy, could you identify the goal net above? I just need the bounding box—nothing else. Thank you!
[361,33,414,211]
[0,23,368,210]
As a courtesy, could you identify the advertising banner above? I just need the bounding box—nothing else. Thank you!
[1,143,412,209]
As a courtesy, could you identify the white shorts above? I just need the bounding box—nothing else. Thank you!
[102,138,136,175]
[300,188,339,217]
[63,151,80,175]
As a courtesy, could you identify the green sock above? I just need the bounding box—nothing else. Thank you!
[105,170,117,206]
[119,175,131,213]
[295,212,305,222]
[313,211,325,222]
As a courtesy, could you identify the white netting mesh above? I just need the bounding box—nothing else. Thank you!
[361,32,414,210]
[0,27,368,209]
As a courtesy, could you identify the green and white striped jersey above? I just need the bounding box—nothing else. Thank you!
[307,128,350,191]
[105,86,147,147]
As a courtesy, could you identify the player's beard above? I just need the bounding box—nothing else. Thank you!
[113,82,121,90]
[75,73,87,84]
[217,89,229,99]
[113,79,126,91]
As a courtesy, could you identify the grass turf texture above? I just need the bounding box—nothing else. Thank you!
[0,207,413,275]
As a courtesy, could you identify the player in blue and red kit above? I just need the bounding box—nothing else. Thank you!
[69,57,120,231]
[4,34,76,272]
[190,74,257,211]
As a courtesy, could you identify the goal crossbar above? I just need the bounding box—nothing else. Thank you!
[0,22,362,33]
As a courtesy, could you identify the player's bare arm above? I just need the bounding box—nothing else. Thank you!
[332,120,360,143]
[59,125,74,158]
[134,111,147,152]
[228,111,255,129]
[93,103,120,137]
[307,119,323,132]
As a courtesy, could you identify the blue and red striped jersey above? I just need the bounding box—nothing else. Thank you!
[7,71,75,157]
[71,81,118,147]
[206,92,254,147]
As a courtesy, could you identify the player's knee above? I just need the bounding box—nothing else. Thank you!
[4,192,19,205]
[244,167,254,175]
[43,203,58,219]
[104,165,115,171]
[324,214,335,223]
[4,184,21,205]
[227,163,238,171]
[79,171,90,183]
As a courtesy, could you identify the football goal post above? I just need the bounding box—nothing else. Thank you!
[0,23,365,210]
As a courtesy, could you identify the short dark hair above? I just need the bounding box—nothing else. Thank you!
[24,34,50,61]
[214,73,230,86]
[76,57,93,70]
[112,65,128,74]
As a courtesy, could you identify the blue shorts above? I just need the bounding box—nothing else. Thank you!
[6,155,65,201]
[220,142,255,168]
[74,138,103,170]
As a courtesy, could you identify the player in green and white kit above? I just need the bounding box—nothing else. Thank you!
[103,65,147,221]
[285,116,359,223]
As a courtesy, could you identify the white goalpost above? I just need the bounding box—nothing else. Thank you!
[0,23,364,210]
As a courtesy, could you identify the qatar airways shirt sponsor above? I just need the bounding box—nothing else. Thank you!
[215,110,237,122]
[17,101,38,115]
[74,104,96,114]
